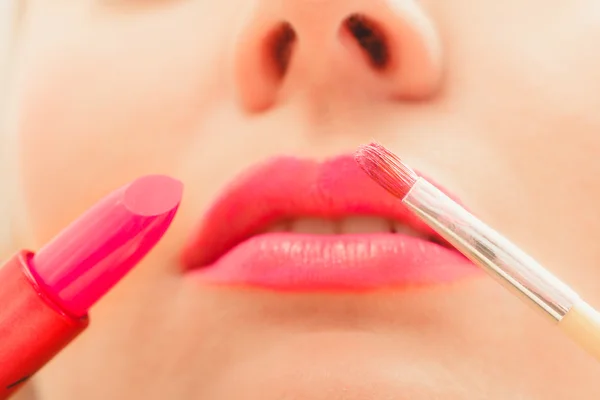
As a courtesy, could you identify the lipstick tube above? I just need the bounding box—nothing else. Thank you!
[0,175,182,398]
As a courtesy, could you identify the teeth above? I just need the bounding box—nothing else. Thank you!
[338,216,390,234]
[265,221,290,233]
[264,216,429,238]
[289,218,336,234]
[392,222,428,239]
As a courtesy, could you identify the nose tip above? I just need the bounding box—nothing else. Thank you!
[233,0,443,112]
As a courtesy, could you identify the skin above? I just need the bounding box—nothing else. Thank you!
[3,0,600,398]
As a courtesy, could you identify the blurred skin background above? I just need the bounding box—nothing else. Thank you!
[2,1,600,399]
[0,2,15,256]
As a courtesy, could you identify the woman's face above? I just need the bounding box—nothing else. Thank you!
[6,0,600,398]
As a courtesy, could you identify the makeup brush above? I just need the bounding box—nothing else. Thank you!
[355,142,600,361]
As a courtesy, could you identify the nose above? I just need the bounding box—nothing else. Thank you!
[233,0,443,112]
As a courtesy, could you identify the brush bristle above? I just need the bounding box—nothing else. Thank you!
[354,142,418,199]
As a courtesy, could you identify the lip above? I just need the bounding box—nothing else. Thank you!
[182,154,479,290]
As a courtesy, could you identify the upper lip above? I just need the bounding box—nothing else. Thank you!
[182,154,452,269]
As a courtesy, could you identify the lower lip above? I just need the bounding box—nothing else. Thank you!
[188,233,481,290]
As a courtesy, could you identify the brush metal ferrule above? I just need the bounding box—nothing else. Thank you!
[402,178,579,322]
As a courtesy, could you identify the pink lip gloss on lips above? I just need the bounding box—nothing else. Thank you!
[182,155,478,291]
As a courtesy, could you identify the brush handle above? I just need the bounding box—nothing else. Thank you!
[559,299,600,361]
[404,178,580,322]
[402,179,600,361]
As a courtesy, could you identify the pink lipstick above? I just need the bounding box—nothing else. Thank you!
[0,175,182,397]
[182,155,480,291]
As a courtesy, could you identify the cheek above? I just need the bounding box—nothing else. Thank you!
[13,14,226,243]
[428,1,600,294]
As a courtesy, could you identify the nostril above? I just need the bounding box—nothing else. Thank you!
[234,20,297,112]
[264,22,297,80]
[342,14,390,71]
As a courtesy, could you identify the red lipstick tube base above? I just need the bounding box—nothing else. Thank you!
[0,251,88,396]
